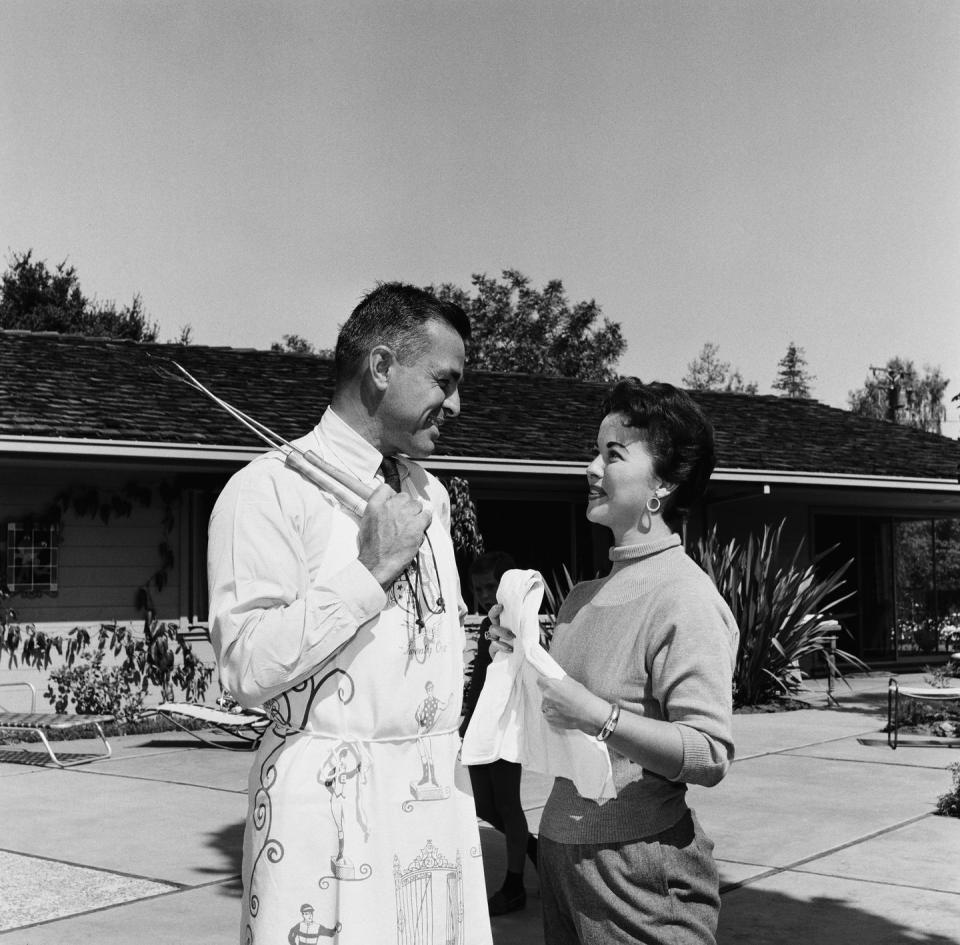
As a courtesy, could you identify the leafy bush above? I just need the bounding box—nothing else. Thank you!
[46,649,144,722]
[690,520,867,707]
[1,608,214,712]
[935,762,960,818]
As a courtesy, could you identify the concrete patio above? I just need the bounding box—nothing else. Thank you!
[1,672,959,944]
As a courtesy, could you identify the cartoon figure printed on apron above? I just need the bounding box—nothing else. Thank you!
[287,903,341,944]
[320,740,372,878]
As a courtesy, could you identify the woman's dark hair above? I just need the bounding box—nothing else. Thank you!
[600,377,715,530]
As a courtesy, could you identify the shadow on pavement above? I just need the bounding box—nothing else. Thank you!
[0,748,99,766]
[196,820,245,896]
[718,886,958,944]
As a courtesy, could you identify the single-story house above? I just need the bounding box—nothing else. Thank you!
[2,329,959,676]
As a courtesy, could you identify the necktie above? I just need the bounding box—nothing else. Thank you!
[380,456,402,493]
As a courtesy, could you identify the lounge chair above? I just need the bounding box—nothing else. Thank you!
[149,624,270,750]
[0,682,113,767]
[153,700,269,751]
[887,677,960,749]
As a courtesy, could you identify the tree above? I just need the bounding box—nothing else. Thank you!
[772,342,815,398]
[0,250,159,342]
[168,324,193,345]
[270,334,334,358]
[683,342,758,394]
[429,269,625,381]
[848,357,948,434]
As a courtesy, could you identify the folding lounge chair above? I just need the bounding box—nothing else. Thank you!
[0,681,113,767]
[150,624,270,750]
[887,677,960,749]
[153,701,269,751]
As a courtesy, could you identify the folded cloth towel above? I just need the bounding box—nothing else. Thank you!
[461,569,615,803]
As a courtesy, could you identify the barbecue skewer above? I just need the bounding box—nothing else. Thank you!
[148,354,373,516]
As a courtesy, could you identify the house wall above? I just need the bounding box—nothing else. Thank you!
[1,464,183,628]
[0,462,194,708]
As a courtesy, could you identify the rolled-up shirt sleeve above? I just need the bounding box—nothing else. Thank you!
[207,461,387,708]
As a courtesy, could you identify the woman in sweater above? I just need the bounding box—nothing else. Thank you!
[489,378,738,945]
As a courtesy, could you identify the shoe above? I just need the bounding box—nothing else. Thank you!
[488,889,526,916]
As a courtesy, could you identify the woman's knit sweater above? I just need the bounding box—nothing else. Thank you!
[538,533,739,844]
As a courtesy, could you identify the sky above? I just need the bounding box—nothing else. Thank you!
[2,0,959,433]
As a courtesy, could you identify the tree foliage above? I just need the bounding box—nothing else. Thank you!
[848,357,948,434]
[772,341,815,398]
[0,250,159,342]
[430,269,625,381]
[270,333,334,358]
[683,342,758,394]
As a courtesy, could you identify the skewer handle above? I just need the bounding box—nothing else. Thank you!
[301,450,376,501]
[284,452,368,517]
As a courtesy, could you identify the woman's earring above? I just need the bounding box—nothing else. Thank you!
[646,495,662,514]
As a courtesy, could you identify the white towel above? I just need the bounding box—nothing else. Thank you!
[461,569,616,803]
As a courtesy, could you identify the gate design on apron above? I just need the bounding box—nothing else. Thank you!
[393,841,463,945]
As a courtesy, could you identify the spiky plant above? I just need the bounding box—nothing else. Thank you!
[690,520,865,707]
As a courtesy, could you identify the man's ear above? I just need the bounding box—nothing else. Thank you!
[368,344,396,392]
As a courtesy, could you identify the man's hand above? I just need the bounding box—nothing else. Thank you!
[357,484,433,588]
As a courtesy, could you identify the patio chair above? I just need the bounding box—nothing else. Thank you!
[887,677,960,749]
[152,700,269,751]
[150,623,269,751]
[0,681,113,767]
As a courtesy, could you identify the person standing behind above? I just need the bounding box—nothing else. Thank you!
[459,551,539,915]
[208,284,492,945]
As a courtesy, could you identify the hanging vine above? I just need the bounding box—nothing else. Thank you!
[1,478,213,712]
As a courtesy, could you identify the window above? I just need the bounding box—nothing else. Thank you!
[895,517,960,656]
[5,523,59,593]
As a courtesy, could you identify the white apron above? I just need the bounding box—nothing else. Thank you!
[238,465,491,945]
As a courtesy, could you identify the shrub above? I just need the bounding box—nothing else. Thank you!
[935,762,960,818]
[46,649,144,723]
[1,611,214,713]
[541,565,578,649]
[690,520,867,707]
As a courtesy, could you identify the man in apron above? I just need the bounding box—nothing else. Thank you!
[208,283,491,945]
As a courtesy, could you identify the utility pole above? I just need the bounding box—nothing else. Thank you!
[869,366,913,423]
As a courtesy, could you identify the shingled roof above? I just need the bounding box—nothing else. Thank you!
[2,330,959,483]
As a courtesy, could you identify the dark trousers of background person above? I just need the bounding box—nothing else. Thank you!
[468,758,537,911]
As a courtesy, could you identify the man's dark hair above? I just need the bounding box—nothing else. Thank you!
[600,377,715,530]
[334,283,470,385]
[469,550,516,580]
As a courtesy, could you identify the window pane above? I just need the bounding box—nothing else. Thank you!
[6,523,59,593]
[935,518,960,651]
[894,520,934,655]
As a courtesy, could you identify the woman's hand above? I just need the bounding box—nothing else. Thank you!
[485,603,516,656]
[536,675,611,735]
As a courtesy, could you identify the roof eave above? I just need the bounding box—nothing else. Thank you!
[1,436,958,493]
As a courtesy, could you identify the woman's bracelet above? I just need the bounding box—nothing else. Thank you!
[595,702,620,742]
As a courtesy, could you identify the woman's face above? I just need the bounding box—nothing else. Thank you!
[586,412,666,540]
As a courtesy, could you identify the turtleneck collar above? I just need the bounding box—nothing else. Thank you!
[608,533,681,563]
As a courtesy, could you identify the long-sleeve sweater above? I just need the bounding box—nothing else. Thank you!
[538,533,739,844]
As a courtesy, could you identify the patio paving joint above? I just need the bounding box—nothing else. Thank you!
[787,750,956,770]
[0,846,191,891]
[734,730,880,764]
[69,766,249,795]
[716,811,935,894]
